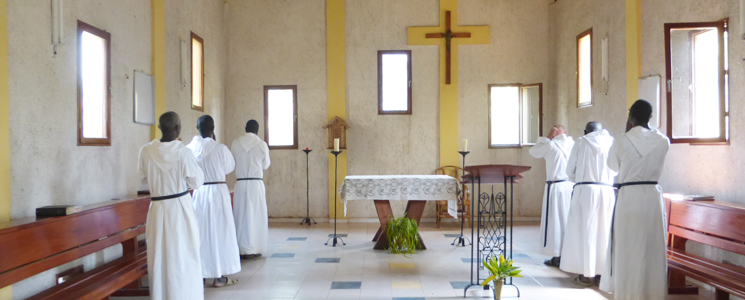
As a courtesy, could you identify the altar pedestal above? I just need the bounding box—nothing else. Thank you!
[462,165,531,297]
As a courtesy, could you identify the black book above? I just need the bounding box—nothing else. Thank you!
[36,205,83,217]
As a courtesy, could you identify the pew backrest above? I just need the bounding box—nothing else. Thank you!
[0,197,150,289]
[667,199,745,256]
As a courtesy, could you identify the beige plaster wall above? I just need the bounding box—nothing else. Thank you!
[642,0,745,288]
[6,1,152,298]
[165,0,228,142]
[224,0,329,218]
[547,0,627,138]
[458,0,552,218]
[345,0,441,218]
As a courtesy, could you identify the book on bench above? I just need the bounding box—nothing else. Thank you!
[36,205,83,217]
[664,193,714,201]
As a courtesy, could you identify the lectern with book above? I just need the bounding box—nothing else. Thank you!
[461,164,531,297]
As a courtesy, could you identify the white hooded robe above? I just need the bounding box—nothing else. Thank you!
[138,139,205,300]
[529,134,575,257]
[186,136,241,278]
[599,126,670,300]
[560,129,616,277]
[231,133,271,255]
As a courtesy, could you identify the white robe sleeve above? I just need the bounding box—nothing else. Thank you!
[607,137,622,175]
[222,145,236,174]
[529,137,552,158]
[138,147,148,186]
[566,141,579,182]
[184,150,205,189]
[262,142,271,170]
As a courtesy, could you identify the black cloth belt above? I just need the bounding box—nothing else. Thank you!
[543,179,569,248]
[150,190,189,201]
[203,181,226,185]
[237,178,263,181]
[574,181,615,188]
[609,181,658,275]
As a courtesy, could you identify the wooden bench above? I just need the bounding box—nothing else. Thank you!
[666,197,745,300]
[0,196,151,300]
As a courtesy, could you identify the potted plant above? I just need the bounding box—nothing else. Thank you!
[386,213,421,255]
[480,254,523,299]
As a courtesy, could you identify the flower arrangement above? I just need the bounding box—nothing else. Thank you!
[386,213,421,255]
[480,254,523,299]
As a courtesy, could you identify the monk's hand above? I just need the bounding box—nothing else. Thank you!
[547,127,559,139]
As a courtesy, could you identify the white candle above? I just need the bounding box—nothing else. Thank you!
[334,138,340,152]
[463,139,468,152]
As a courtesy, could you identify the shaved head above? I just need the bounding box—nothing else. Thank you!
[158,111,181,141]
[552,124,566,134]
[245,120,259,134]
[585,121,602,134]
[197,115,215,138]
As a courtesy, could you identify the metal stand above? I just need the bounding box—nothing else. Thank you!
[464,174,520,298]
[300,149,317,226]
[452,151,471,247]
[325,150,346,247]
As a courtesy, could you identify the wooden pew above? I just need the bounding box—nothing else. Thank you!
[666,197,745,300]
[0,196,151,300]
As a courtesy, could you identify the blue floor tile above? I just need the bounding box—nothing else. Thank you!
[512,253,530,259]
[328,233,348,237]
[315,257,341,263]
[444,233,462,238]
[392,298,426,300]
[286,237,307,241]
[461,258,476,263]
[450,281,471,289]
[330,281,361,289]
[270,253,295,258]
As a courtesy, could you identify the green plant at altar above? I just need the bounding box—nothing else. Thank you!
[480,254,523,299]
[386,213,420,255]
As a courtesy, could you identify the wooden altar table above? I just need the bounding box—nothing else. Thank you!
[340,175,459,250]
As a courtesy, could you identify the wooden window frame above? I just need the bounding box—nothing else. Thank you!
[263,85,299,150]
[191,32,204,112]
[488,83,543,149]
[378,50,413,115]
[664,19,728,145]
[577,28,593,108]
[77,20,111,146]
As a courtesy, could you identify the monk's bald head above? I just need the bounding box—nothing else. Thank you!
[158,111,181,141]
[552,124,566,135]
[585,122,602,134]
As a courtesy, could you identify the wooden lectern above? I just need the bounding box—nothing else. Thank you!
[461,165,531,297]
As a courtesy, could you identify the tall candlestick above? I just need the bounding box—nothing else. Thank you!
[334,138,340,152]
[463,139,468,152]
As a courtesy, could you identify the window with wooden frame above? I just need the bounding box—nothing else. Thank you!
[489,83,543,148]
[77,21,111,146]
[378,50,412,115]
[577,28,593,108]
[264,85,298,149]
[665,19,729,144]
[191,32,204,111]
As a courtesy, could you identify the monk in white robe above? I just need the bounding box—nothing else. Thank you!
[186,115,241,287]
[560,122,616,286]
[231,120,271,258]
[138,112,204,300]
[600,100,670,300]
[529,124,574,266]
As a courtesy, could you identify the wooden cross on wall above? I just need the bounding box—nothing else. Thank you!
[408,3,489,85]
[425,11,469,85]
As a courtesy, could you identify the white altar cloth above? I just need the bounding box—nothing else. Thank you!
[339,175,459,218]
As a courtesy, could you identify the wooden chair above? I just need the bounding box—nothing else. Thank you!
[434,166,471,228]
[665,196,745,299]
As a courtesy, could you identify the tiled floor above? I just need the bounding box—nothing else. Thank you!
[115,221,717,300]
